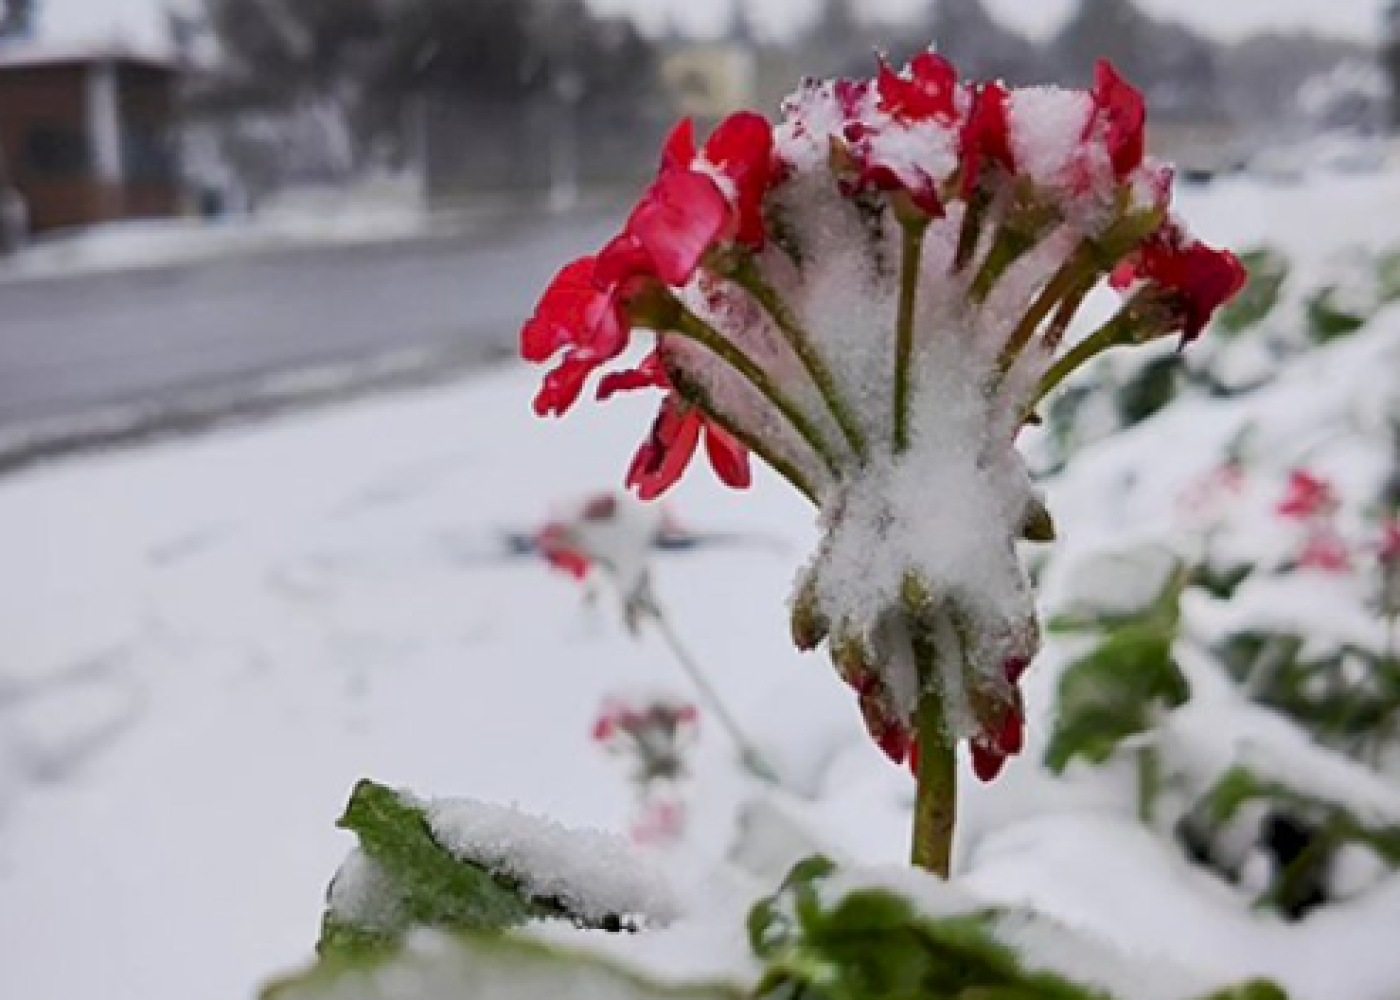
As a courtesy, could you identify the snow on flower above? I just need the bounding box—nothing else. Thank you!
[522,52,1244,783]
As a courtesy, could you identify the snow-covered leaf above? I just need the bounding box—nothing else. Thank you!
[319,780,667,959]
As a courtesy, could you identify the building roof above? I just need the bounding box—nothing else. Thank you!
[0,40,178,73]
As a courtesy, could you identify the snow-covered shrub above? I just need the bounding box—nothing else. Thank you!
[1042,460,1400,919]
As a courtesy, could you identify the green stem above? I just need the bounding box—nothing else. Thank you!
[952,194,985,274]
[1024,311,1135,418]
[687,393,818,505]
[668,308,841,476]
[894,219,929,453]
[730,261,868,461]
[911,691,957,876]
[649,604,779,786]
[997,246,1094,372]
[1137,742,1161,825]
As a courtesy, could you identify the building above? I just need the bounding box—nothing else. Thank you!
[0,45,181,236]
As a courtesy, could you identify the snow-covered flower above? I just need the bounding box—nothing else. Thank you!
[532,492,667,626]
[592,691,700,846]
[523,53,1243,788]
[1297,529,1352,573]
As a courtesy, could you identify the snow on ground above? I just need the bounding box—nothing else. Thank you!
[1,172,1399,1000]
[0,179,433,283]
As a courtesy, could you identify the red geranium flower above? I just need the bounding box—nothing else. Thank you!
[876,52,959,124]
[1277,470,1338,521]
[1112,221,1247,340]
[524,253,660,416]
[624,112,776,286]
[1298,530,1351,573]
[598,351,752,501]
[537,521,592,580]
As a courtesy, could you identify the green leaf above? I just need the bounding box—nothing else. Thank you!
[1305,287,1368,343]
[1217,248,1289,335]
[317,780,632,960]
[1045,626,1190,774]
[1115,352,1183,427]
[1189,562,1255,601]
[1200,767,1400,865]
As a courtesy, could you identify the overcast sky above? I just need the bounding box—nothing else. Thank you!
[40,0,1388,52]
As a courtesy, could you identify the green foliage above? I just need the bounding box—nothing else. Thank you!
[749,858,1108,1000]
[1214,632,1400,750]
[748,858,1291,1000]
[1202,767,1400,866]
[1305,287,1369,343]
[1189,561,1255,601]
[1046,561,1190,780]
[316,779,624,961]
[1116,352,1184,427]
[1045,626,1190,773]
[1217,248,1289,335]
[1194,766,1400,917]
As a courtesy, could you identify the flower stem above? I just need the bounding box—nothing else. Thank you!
[649,604,779,785]
[670,307,841,476]
[997,245,1094,372]
[911,690,957,876]
[1024,310,1135,418]
[894,218,929,454]
[681,389,819,505]
[1137,741,1161,824]
[730,260,868,461]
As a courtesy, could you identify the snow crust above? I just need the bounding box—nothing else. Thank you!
[427,797,680,925]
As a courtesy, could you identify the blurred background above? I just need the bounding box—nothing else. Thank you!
[2,3,1400,1000]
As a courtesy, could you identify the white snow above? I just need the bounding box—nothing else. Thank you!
[2,173,1400,1000]
[426,796,680,925]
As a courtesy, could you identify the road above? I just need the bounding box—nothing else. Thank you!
[0,210,620,468]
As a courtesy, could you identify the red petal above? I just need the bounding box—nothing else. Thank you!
[595,233,654,287]
[877,724,912,764]
[662,118,697,171]
[533,353,596,417]
[628,171,729,286]
[1091,59,1146,179]
[626,397,703,500]
[703,112,775,247]
[702,420,752,490]
[596,351,669,401]
[971,743,1008,782]
[877,52,959,123]
[521,257,599,362]
[960,82,1013,195]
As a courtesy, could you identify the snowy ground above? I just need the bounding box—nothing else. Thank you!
[2,172,1399,1000]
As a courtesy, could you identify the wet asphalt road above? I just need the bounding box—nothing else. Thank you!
[0,210,620,455]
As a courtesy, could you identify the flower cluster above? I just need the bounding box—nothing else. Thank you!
[532,491,668,627]
[523,52,1244,783]
[1277,470,1351,572]
[592,692,700,846]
